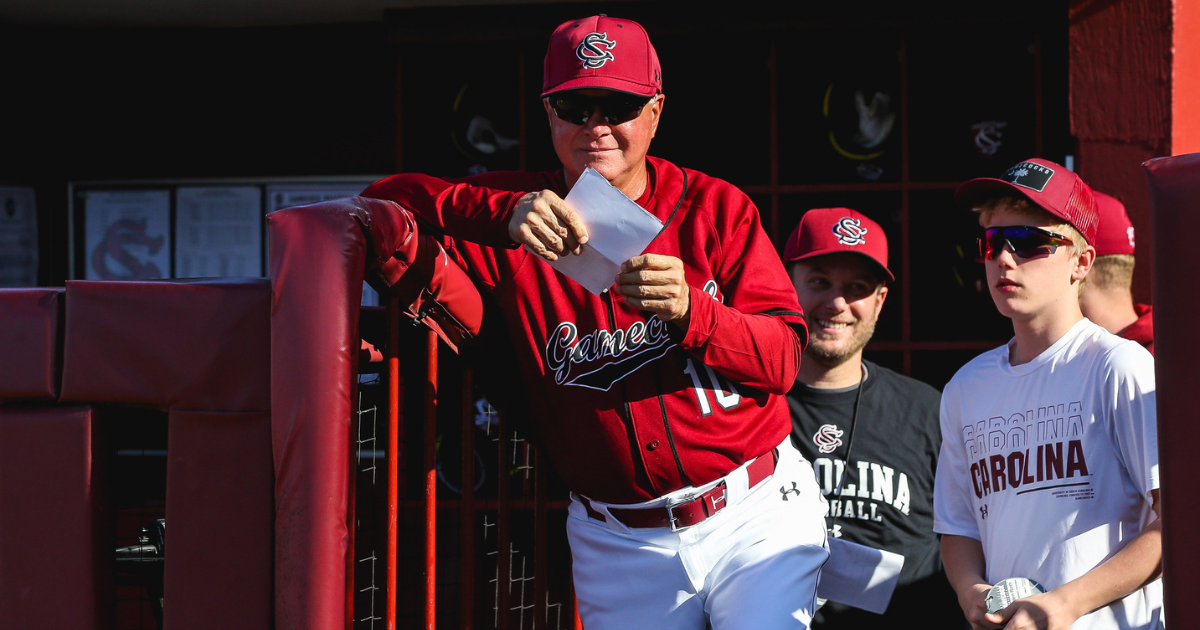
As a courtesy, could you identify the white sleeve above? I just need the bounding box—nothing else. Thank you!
[1105,342,1159,498]
[933,381,982,539]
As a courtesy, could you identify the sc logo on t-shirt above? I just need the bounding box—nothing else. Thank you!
[813,424,844,454]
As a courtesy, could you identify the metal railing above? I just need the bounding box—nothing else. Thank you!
[351,298,581,630]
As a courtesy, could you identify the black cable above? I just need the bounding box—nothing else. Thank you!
[828,364,866,535]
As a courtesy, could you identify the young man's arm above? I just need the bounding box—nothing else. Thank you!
[942,534,1002,630]
[985,490,1162,630]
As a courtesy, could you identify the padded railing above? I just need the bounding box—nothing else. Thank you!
[1,194,583,630]
[0,278,274,630]
[1144,152,1200,629]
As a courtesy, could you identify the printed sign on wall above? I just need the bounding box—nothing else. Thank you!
[175,186,263,278]
[84,189,171,280]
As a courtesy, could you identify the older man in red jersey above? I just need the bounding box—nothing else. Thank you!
[363,15,828,630]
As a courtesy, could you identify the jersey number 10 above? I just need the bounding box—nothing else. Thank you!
[683,358,742,416]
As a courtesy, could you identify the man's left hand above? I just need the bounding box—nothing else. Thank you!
[985,590,1080,630]
[616,254,691,329]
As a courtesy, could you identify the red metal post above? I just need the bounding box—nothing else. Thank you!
[386,295,401,630]
[497,411,512,630]
[534,452,548,628]
[424,330,439,630]
[461,370,476,630]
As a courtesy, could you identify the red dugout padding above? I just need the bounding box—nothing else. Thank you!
[58,277,274,630]
[60,277,271,412]
[0,406,111,629]
[1144,152,1200,628]
[0,196,484,629]
[164,410,274,629]
[267,196,481,630]
[0,288,63,401]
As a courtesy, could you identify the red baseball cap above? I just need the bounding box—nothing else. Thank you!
[542,16,662,97]
[782,208,894,283]
[1093,192,1136,256]
[954,158,1099,245]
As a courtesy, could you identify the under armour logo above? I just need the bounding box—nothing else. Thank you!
[980,504,989,520]
[812,424,844,454]
[780,482,801,501]
[576,32,616,69]
[832,218,868,246]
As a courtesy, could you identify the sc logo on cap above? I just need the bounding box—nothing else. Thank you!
[577,32,617,69]
[833,217,868,246]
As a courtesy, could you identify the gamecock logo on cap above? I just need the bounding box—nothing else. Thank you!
[576,32,616,69]
[833,217,868,246]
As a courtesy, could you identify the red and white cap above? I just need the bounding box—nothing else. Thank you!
[542,16,662,97]
[1092,191,1136,256]
[955,157,1099,245]
[782,208,894,283]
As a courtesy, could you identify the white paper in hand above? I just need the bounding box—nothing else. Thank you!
[816,537,905,614]
[546,168,663,295]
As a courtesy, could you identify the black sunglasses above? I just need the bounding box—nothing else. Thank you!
[547,92,655,126]
[978,225,1075,260]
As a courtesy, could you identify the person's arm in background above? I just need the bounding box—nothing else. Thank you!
[935,383,997,630]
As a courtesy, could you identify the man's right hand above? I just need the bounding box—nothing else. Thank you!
[508,190,589,261]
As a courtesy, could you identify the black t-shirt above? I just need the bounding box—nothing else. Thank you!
[787,361,965,629]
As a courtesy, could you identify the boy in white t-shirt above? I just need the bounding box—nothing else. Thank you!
[934,158,1162,630]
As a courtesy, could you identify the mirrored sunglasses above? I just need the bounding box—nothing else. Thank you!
[978,225,1074,260]
[547,92,655,126]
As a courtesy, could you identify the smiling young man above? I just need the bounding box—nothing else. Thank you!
[934,159,1162,630]
[363,15,828,630]
[782,208,963,629]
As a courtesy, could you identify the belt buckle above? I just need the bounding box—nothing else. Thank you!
[665,482,728,532]
[665,491,697,532]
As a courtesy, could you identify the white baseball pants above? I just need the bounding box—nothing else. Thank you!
[566,437,829,630]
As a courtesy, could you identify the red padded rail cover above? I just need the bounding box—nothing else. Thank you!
[164,410,274,630]
[268,196,483,630]
[0,406,110,629]
[1144,152,1200,627]
[0,288,63,400]
[60,277,271,411]
[57,276,274,630]
[268,200,369,630]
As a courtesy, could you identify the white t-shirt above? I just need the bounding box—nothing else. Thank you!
[934,318,1161,630]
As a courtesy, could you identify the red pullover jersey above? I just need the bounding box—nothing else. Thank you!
[363,156,806,503]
